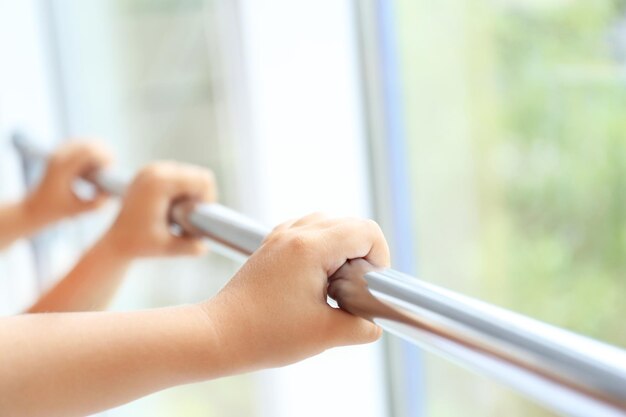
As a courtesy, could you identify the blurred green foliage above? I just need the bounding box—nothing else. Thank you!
[394,0,626,416]
[490,0,626,344]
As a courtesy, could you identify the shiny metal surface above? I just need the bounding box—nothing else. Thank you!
[13,134,626,417]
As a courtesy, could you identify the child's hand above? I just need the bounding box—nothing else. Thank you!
[103,162,217,259]
[203,213,389,373]
[25,141,113,222]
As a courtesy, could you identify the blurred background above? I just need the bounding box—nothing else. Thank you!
[1,0,625,416]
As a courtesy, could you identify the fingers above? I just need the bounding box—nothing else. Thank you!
[54,141,113,179]
[268,213,390,276]
[161,165,214,250]
[266,212,329,243]
[265,218,298,244]
[35,141,115,218]
[124,161,217,257]
[271,216,390,276]
[320,219,390,274]
[271,218,297,233]
[167,165,217,203]
[137,162,217,202]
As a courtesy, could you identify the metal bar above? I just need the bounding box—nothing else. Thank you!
[13,134,626,417]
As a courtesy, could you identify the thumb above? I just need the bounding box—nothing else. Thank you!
[326,307,382,347]
[165,235,208,256]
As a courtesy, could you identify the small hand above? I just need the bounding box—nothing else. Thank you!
[203,213,389,373]
[103,161,217,259]
[25,141,113,222]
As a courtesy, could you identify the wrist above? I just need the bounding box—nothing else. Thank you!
[94,230,137,264]
[175,303,233,380]
[21,195,59,226]
[196,296,263,376]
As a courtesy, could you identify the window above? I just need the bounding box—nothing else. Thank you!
[3,0,622,416]
[370,0,626,415]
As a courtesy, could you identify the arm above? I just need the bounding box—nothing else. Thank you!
[28,162,217,312]
[0,141,111,250]
[1,305,216,417]
[26,239,132,312]
[3,214,388,417]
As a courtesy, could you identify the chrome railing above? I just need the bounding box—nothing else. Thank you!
[13,134,626,417]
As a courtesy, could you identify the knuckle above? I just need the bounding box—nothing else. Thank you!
[307,211,330,223]
[138,163,169,182]
[87,142,111,159]
[285,233,315,255]
[133,167,168,192]
[362,218,381,231]
[270,223,286,235]
[272,230,316,256]
[266,229,290,245]
[360,218,384,238]
[67,141,98,157]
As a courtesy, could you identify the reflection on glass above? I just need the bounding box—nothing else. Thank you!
[49,1,257,416]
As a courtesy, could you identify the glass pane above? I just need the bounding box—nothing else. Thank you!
[387,0,626,415]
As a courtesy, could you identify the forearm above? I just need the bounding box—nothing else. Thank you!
[28,236,133,312]
[0,200,54,250]
[0,305,220,417]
